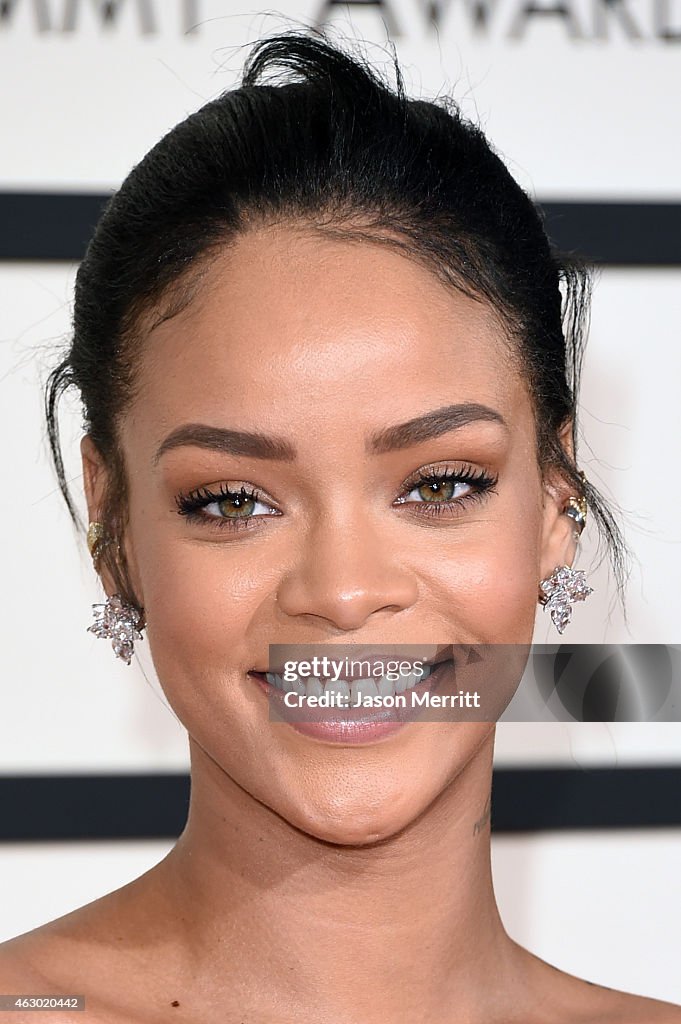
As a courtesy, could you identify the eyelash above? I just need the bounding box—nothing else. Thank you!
[174,463,499,534]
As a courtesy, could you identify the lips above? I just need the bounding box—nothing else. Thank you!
[248,656,457,741]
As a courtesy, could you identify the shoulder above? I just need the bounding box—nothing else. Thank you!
[588,986,681,1023]
[558,974,681,1023]
[0,929,82,1023]
[0,924,60,986]
[0,874,187,1024]
[524,948,681,1024]
[0,911,148,1024]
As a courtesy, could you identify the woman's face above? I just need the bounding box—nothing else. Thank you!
[83,223,576,844]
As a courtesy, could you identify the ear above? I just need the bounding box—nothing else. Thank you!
[538,422,581,580]
[80,434,118,598]
[81,434,107,522]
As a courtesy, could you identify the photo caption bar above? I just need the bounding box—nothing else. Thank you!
[248,643,681,725]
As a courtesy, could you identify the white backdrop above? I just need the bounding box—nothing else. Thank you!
[1,1,680,196]
[1,0,680,1004]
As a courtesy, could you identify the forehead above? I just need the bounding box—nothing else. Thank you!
[131,224,526,433]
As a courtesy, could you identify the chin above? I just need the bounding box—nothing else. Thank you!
[297,811,416,847]
[256,723,496,847]
[279,782,433,847]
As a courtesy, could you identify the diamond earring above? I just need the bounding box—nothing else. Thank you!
[87,594,144,665]
[537,472,593,633]
[86,521,143,664]
[538,564,593,634]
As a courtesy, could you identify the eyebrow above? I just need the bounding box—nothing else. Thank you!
[152,402,508,466]
[368,402,508,454]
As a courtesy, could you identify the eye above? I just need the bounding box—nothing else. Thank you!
[402,477,472,503]
[395,463,498,518]
[174,463,498,535]
[175,483,279,532]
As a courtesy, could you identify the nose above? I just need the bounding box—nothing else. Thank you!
[275,510,418,631]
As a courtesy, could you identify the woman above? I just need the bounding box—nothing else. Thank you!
[1,28,678,1023]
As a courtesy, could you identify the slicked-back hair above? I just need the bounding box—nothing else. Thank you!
[44,29,628,610]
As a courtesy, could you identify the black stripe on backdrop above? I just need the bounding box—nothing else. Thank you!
[1,193,681,265]
[0,768,680,841]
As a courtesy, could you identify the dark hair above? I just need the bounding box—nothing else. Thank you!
[44,28,629,614]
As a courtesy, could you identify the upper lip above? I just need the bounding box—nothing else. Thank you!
[251,645,455,679]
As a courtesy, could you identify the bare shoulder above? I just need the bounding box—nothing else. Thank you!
[585,984,681,1024]
[0,928,46,987]
[544,982,681,1024]
[564,973,681,1023]
[598,983,679,1024]
[0,888,163,1024]
[522,946,681,1024]
[0,924,91,1023]
[0,920,69,987]
[0,890,118,975]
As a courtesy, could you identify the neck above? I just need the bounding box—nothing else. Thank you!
[150,733,530,1023]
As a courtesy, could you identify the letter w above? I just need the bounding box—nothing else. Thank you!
[61,0,156,32]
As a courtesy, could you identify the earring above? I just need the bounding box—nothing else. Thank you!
[86,521,144,664]
[87,519,119,571]
[563,470,588,541]
[87,594,144,665]
[538,473,593,634]
[539,565,593,634]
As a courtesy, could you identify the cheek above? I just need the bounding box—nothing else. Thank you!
[423,519,542,643]
[134,531,277,697]
[476,543,540,637]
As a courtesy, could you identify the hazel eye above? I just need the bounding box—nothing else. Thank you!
[403,478,472,504]
[394,464,499,520]
[174,483,280,532]
[204,491,272,519]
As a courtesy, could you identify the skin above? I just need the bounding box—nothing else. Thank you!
[1,223,680,1023]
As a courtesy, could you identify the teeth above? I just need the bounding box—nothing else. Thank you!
[263,663,437,697]
[350,678,378,703]
[283,675,305,696]
[377,674,394,698]
[394,671,408,694]
[305,677,323,699]
[325,679,351,701]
